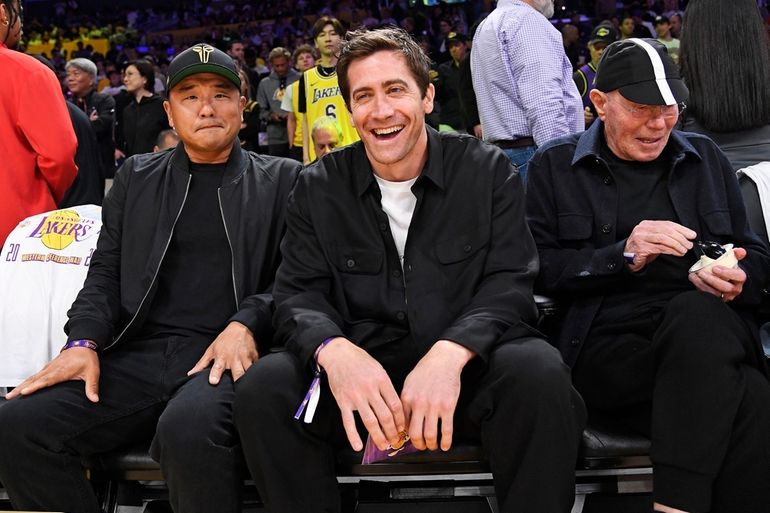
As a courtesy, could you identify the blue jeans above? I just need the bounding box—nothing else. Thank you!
[502,145,537,188]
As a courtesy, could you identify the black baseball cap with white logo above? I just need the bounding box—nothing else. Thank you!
[594,38,688,106]
[589,24,618,45]
[166,43,241,92]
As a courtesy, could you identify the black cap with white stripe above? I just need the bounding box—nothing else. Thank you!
[594,38,688,106]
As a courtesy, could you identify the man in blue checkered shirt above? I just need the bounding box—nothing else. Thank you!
[471,0,584,185]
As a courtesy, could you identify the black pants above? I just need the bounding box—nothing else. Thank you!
[574,291,770,513]
[0,336,245,513]
[234,337,586,513]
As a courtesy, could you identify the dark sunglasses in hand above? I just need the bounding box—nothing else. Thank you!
[694,240,726,259]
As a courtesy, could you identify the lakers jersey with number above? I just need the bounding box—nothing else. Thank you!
[304,66,360,161]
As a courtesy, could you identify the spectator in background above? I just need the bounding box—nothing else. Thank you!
[227,39,259,99]
[619,14,636,39]
[679,0,770,172]
[0,0,77,244]
[31,54,102,207]
[282,44,317,162]
[297,16,360,163]
[457,22,481,139]
[561,24,581,70]
[434,31,467,132]
[654,15,679,64]
[573,24,619,127]
[669,11,683,38]
[66,57,116,186]
[472,0,583,185]
[117,59,169,157]
[257,47,299,157]
[310,115,341,159]
[153,129,180,152]
[61,103,104,207]
[433,17,454,63]
[237,66,261,152]
[100,68,125,95]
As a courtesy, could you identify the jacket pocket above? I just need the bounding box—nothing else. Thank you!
[436,225,490,264]
[557,213,593,240]
[702,209,733,236]
[330,247,383,274]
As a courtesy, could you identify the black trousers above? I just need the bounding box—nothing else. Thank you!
[234,337,586,513]
[0,336,245,513]
[574,291,770,513]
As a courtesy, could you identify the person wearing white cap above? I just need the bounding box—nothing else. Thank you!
[527,38,770,513]
[0,43,302,513]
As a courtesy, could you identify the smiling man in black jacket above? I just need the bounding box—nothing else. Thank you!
[234,28,585,513]
[0,44,301,513]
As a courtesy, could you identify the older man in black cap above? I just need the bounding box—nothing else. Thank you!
[0,43,301,513]
[527,38,770,513]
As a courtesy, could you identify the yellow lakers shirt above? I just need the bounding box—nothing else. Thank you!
[299,65,360,161]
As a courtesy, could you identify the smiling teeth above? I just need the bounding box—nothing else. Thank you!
[374,126,404,135]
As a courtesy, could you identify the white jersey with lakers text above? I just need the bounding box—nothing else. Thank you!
[0,205,102,386]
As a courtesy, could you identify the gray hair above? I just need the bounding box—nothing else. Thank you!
[311,115,343,140]
[65,58,98,78]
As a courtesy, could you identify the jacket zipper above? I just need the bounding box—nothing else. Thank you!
[105,175,192,350]
[218,188,240,308]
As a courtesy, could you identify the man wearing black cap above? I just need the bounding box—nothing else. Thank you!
[527,38,770,513]
[573,23,619,126]
[0,43,301,513]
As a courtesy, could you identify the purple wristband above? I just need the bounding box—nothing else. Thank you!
[61,339,99,352]
[313,337,335,370]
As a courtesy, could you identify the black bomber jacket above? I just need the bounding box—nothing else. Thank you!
[64,140,301,352]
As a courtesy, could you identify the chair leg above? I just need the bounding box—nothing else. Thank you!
[486,496,499,513]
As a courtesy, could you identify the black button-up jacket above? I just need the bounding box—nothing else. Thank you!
[526,121,770,368]
[273,127,539,373]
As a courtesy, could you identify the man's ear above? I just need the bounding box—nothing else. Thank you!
[423,83,435,115]
[163,100,174,129]
[590,89,608,120]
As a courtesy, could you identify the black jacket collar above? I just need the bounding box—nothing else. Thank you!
[352,125,446,196]
[169,139,248,186]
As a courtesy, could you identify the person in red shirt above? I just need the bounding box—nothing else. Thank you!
[0,0,77,245]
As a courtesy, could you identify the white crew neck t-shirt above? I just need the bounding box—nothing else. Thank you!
[374,174,418,267]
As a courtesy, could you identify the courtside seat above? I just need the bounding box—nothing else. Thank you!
[80,294,653,512]
[84,422,652,479]
[82,422,652,513]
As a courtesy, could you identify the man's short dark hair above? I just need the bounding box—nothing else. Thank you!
[311,16,345,40]
[226,39,244,52]
[337,28,431,109]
